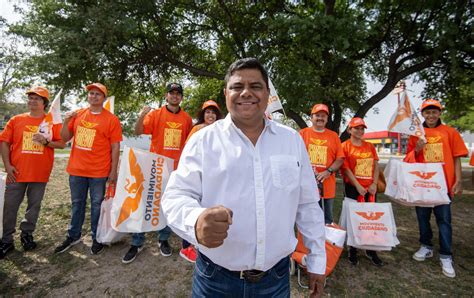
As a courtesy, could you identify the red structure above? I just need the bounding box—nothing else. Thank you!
[363,131,406,155]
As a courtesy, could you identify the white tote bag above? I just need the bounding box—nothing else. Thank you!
[344,199,399,250]
[385,159,450,207]
[383,159,400,199]
[0,173,6,238]
[97,198,126,245]
[111,146,174,233]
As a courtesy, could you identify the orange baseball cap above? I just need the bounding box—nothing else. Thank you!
[311,104,329,115]
[202,100,220,111]
[349,117,367,128]
[421,98,443,111]
[26,86,49,100]
[86,82,108,97]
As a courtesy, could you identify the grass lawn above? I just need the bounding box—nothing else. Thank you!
[0,158,473,296]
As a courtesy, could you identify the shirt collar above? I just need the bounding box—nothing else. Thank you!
[223,114,277,134]
[166,105,181,114]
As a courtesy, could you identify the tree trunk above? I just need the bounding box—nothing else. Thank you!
[284,109,307,129]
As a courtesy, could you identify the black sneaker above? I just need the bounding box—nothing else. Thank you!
[20,234,37,251]
[158,240,172,257]
[122,245,143,264]
[366,250,384,267]
[54,237,81,254]
[91,240,105,255]
[0,242,14,259]
[348,248,358,265]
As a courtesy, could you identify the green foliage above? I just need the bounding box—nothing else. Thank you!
[7,0,473,135]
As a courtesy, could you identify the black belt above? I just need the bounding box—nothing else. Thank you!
[198,252,286,283]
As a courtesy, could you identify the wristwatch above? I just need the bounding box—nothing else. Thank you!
[327,168,334,174]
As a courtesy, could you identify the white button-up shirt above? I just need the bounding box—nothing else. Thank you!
[162,115,326,274]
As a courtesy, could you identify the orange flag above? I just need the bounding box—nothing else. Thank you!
[387,91,425,139]
[104,96,115,114]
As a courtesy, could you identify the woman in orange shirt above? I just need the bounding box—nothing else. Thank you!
[180,99,222,263]
[185,100,222,143]
[341,117,383,267]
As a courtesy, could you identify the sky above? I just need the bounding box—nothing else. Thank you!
[1,0,426,132]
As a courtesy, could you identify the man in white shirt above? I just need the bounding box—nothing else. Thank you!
[162,58,326,297]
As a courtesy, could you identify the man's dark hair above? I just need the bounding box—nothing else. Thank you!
[224,58,269,89]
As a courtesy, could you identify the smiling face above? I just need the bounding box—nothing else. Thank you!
[27,94,46,112]
[422,108,441,128]
[311,111,328,130]
[166,90,183,108]
[204,108,218,125]
[87,87,106,107]
[224,68,269,128]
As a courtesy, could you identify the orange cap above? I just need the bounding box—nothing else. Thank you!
[86,82,108,97]
[421,98,443,111]
[349,117,367,128]
[311,104,329,115]
[202,100,220,111]
[26,86,49,100]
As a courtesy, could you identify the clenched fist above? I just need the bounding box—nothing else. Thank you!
[195,205,233,248]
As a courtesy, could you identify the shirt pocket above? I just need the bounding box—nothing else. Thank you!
[270,155,299,190]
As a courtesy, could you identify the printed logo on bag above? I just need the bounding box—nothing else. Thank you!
[309,138,328,167]
[22,125,44,154]
[423,137,444,162]
[355,211,388,232]
[116,148,145,226]
[409,170,442,189]
[116,149,167,228]
[409,171,437,180]
[75,120,99,150]
[164,122,183,150]
[356,212,384,220]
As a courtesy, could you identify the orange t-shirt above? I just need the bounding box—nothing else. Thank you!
[185,124,206,144]
[407,124,468,194]
[0,113,62,182]
[143,106,192,169]
[341,139,379,188]
[470,154,474,166]
[67,108,123,178]
[299,127,344,198]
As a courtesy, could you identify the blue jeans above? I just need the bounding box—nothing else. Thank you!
[415,203,452,258]
[131,226,172,247]
[318,198,334,224]
[67,175,107,241]
[192,252,290,297]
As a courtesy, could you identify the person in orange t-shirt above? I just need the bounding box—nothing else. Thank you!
[406,99,468,278]
[123,83,192,264]
[299,104,344,224]
[54,83,122,256]
[185,100,222,144]
[0,87,65,259]
[341,117,383,267]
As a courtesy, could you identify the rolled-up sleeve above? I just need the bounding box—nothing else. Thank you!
[162,135,205,245]
[295,137,326,274]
